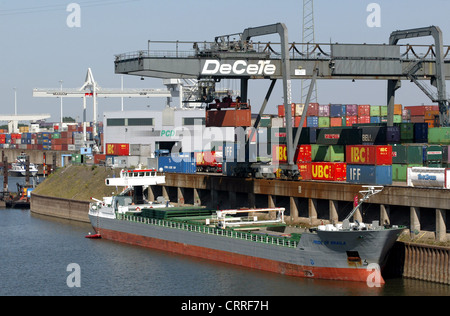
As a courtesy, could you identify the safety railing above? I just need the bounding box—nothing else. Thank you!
[114,40,450,62]
[118,213,299,249]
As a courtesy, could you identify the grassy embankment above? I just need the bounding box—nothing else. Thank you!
[32,165,123,202]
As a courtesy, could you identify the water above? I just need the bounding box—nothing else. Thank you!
[1,208,449,297]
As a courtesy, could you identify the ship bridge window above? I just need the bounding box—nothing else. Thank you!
[128,118,154,126]
[183,117,205,126]
[107,118,125,126]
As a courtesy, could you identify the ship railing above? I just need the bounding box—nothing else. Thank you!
[119,214,298,248]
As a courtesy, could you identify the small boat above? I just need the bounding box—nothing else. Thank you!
[9,153,38,177]
[85,232,102,239]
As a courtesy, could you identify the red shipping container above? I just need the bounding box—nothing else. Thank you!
[358,105,370,116]
[404,105,439,116]
[106,143,129,156]
[94,154,106,164]
[278,104,295,117]
[358,116,370,124]
[410,116,425,123]
[306,103,319,116]
[272,144,311,163]
[346,145,392,165]
[294,116,307,128]
[346,116,357,126]
[297,162,312,180]
[330,117,342,127]
[311,162,346,181]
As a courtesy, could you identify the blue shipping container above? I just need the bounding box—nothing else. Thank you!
[158,152,196,174]
[414,123,428,143]
[307,116,319,127]
[330,104,346,117]
[346,165,392,185]
[370,117,381,124]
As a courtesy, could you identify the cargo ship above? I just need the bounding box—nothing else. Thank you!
[88,167,406,284]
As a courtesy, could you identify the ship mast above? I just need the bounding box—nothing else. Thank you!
[344,186,383,222]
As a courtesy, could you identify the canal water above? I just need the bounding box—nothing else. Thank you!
[1,206,450,297]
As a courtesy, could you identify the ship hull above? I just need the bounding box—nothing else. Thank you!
[89,214,403,284]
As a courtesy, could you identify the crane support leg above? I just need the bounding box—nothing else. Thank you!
[388,26,449,126]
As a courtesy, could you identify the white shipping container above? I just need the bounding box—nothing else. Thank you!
[407,167,450,189]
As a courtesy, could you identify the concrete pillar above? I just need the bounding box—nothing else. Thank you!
[193,188,201,206]
[289,197,299,221]
[308,198,317,225]
[162,186,169,201]
[268,195,276,208]
[436,209,447,242]
[248,193,256,209]
[410,206,421,237]
[380,204,390,225]
[147,185,155,202]
[329,200,338,224]
[177,187,185,206]
[229,191,236,209]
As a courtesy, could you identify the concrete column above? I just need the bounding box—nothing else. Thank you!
[177,187,185,206]
[268,195,276,208]
[410,206,421,237]
[380,204,390,225]
[308,198,317,225]
[436,209,447,242]
[229,191,237,209]
[162,186,169,201]
[329,200,338,224]
[289,197,299,221]
[147,185,155,202]
[248,193,256,209]
[193,188,201,206]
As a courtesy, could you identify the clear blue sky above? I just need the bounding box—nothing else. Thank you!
[0,0,449,122]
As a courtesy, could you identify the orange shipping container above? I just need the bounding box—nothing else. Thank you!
[330,117,343,127]
[394,104,402,115]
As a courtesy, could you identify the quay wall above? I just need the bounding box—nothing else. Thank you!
[30,193,90,223]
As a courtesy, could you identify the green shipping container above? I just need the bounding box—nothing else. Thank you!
[393,115,402,123]
[52,133,61,139]
[380,106,388,116]
[370,105,380,116]
[428,127,450,144]
[426,145,443,161]
[392,144,423,164]
[318,117,330,128]
[392,164,422,182]
[311,144,345,162]
[399,123,414,141]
